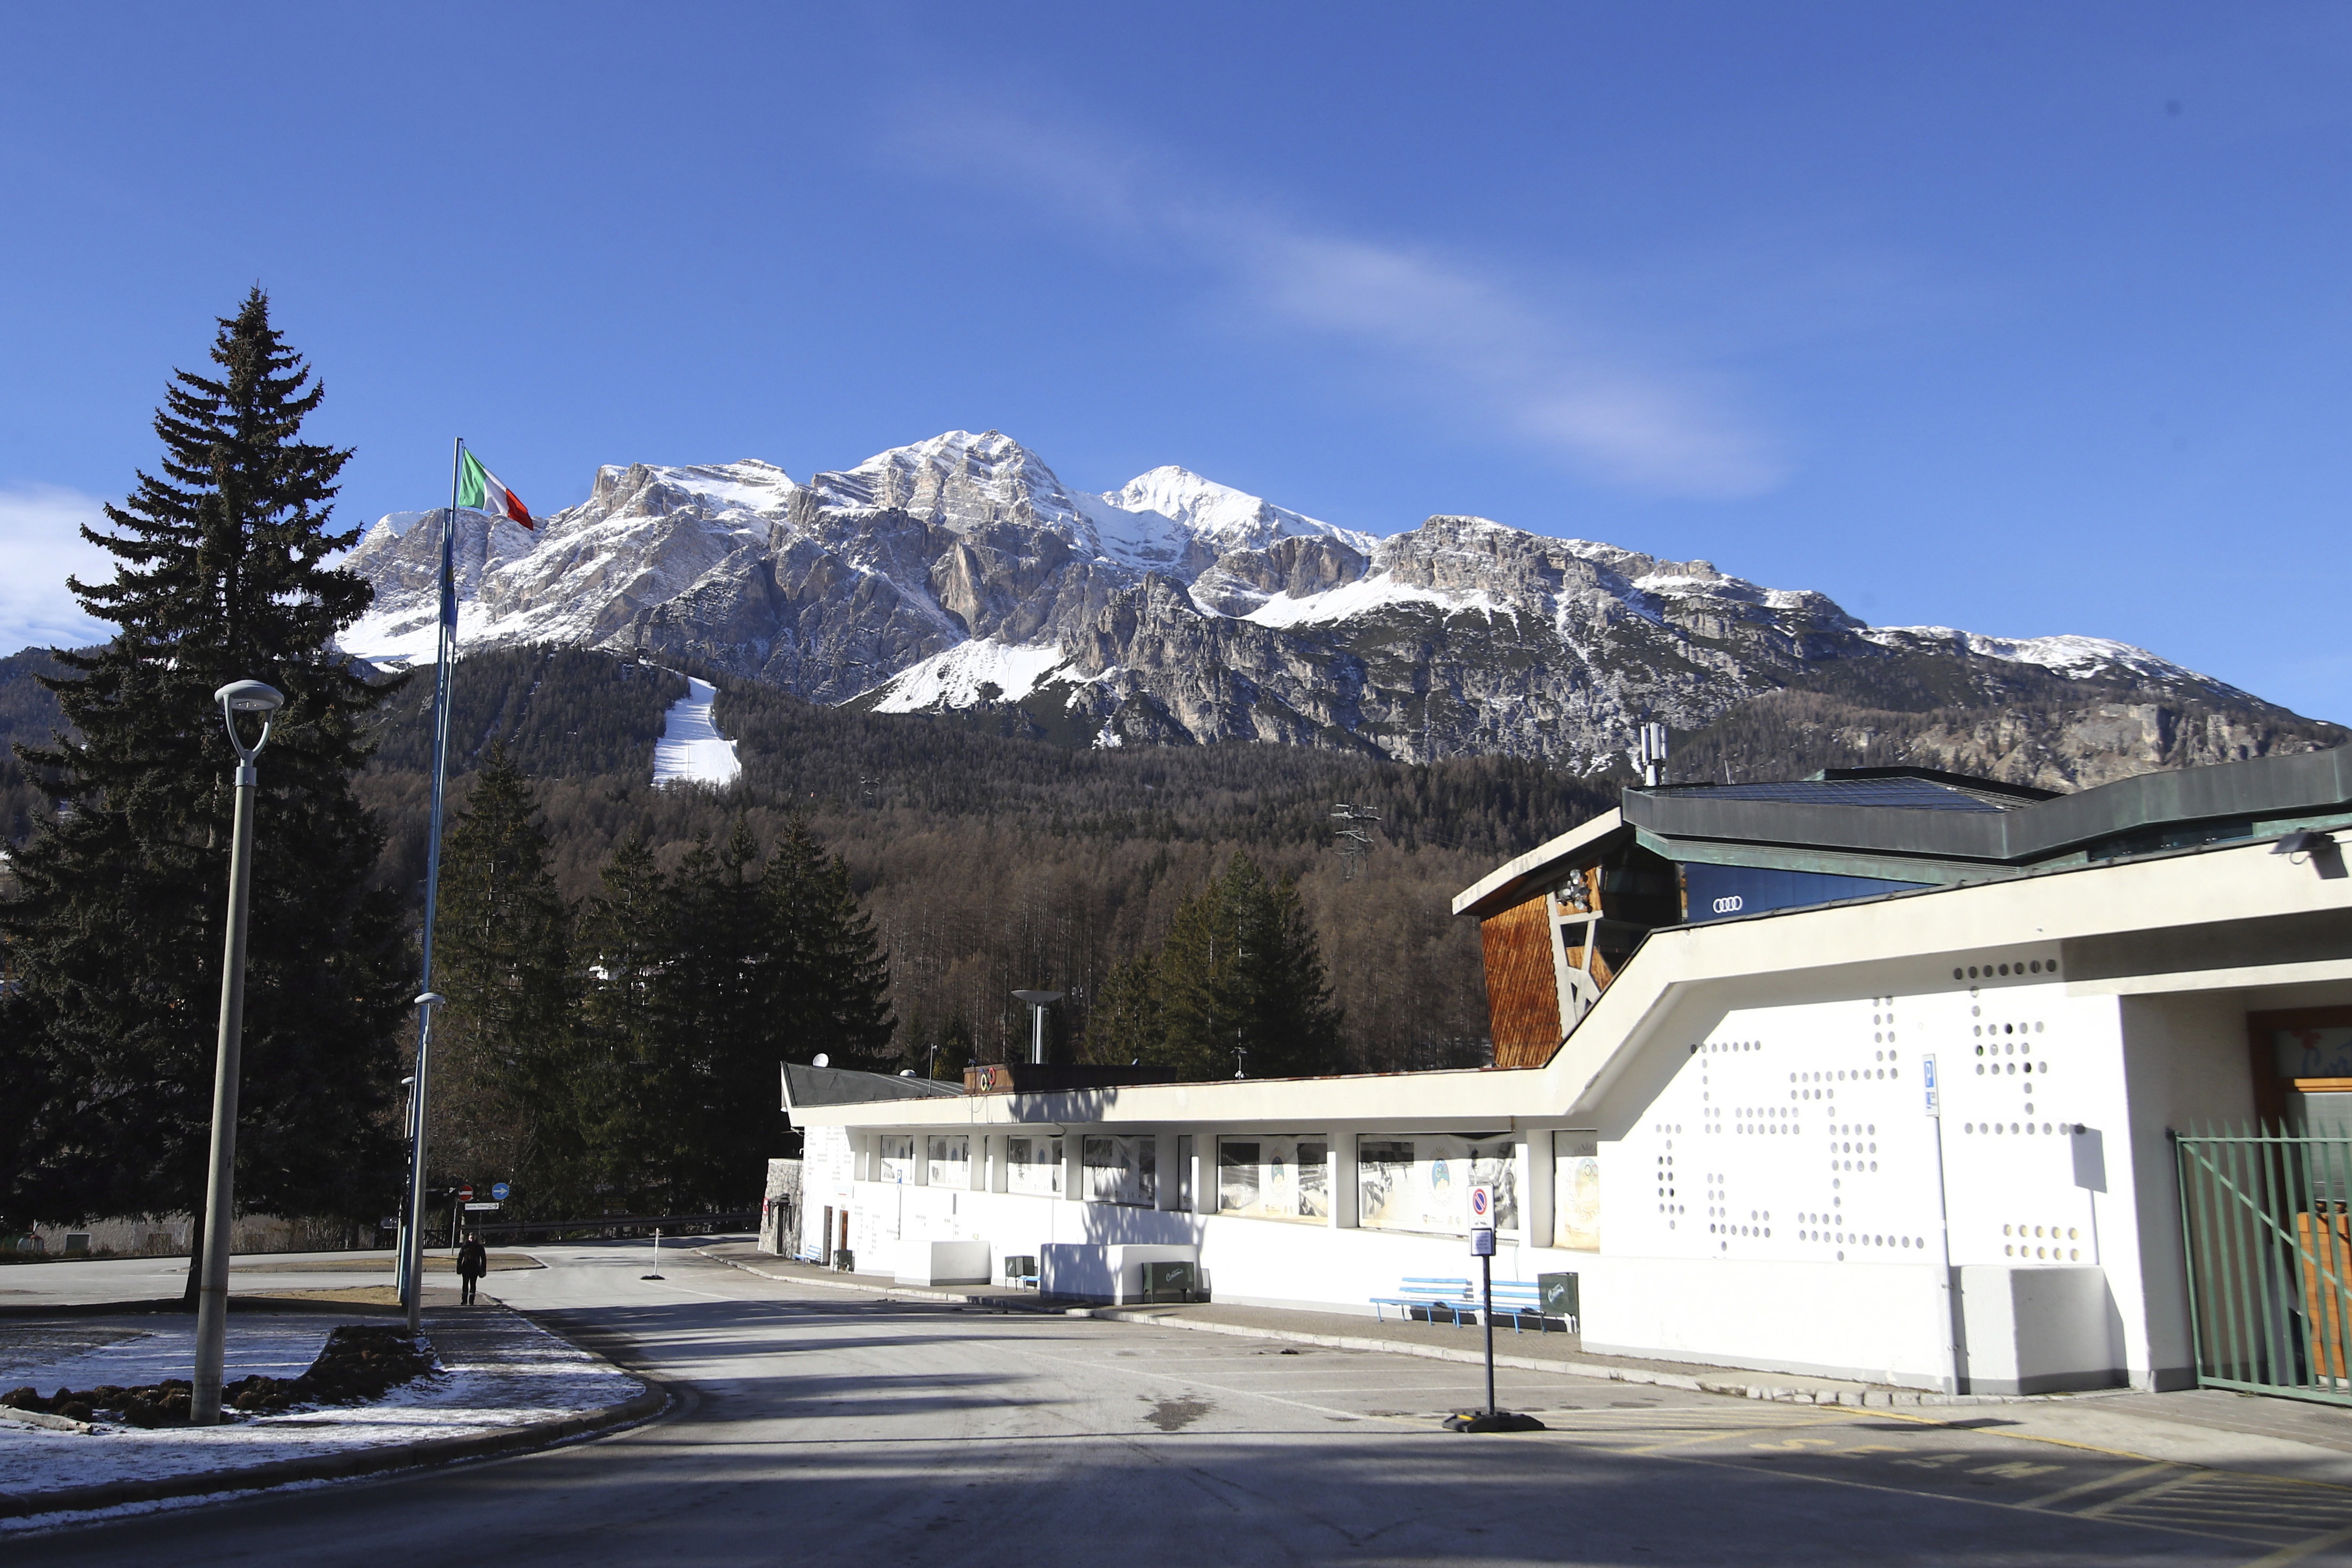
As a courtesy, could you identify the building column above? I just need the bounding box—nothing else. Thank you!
[1329,1133,1358,1229]
[1193,1131,1218,1216]
[911,1131,929,1187]
[989,1133,1010,1194]
[1519,1130,1552,1249]
[969,1134,989,1193]
[1063,1132,1085,1204]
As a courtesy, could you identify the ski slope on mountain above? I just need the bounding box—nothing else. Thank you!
[652,678,740,787]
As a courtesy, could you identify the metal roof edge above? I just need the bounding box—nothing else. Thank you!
[1452,809,1627,918]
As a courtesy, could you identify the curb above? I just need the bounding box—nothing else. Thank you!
[696,1249,1063,1313]
[1083,1307,2043,1407]
[0,1315,669,1524]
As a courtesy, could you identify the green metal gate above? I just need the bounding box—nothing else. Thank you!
[2175,1125,2352,1405]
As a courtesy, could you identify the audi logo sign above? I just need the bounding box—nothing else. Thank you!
[1711,895,1745,915]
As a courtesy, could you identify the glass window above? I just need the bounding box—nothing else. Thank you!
[1358,1134,1521,1235]
[1554,1133,1601,1251]
[878,1135,914,1186]
[1297,1141,1329,1219]
[1217,1136,1327,1224]
[1007,1134,1064,1196]
[1083,1135,1157,1205]
[926,1135,969,1188]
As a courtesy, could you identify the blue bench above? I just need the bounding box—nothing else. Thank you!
[1371,1277,1575,1332]
[1370,1276,1478,1325]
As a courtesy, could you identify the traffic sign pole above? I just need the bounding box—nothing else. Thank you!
[1445,1183,1543,1434]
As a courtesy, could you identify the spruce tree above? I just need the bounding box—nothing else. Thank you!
[428,746,574,1213]
[1150,853,1342,1080]
[765,815,896,1073]
[574,833,670,1209]
[0,291,410,1276]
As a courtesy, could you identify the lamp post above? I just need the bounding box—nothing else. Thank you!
[191,679,284,1426]
[1011,990,1063,1066]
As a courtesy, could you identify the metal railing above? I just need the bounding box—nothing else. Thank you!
[2175,1126,2352,1405]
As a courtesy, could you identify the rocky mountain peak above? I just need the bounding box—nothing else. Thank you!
[336,429,2338,785]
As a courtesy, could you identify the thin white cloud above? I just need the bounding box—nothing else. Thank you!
[894,112,1787,500]
[0,484,115,653]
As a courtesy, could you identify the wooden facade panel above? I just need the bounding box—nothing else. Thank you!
[1481,893,1562,1069]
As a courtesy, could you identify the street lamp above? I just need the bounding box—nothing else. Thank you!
[191,679,283,1426]
[1012,990,1063,1067]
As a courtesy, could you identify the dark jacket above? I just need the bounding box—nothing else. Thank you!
[456,1240,489,1278]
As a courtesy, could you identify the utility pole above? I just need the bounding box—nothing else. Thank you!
[1329,802,1381,881]
[192,680,284,1426]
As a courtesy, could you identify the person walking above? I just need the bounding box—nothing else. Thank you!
[456,1232,488,1305]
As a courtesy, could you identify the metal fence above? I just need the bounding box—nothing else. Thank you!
[2175,1126,2352,1405]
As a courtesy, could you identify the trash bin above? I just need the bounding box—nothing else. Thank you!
[1538,1271,1580,1328]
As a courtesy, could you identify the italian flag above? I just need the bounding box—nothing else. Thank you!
[457,448,533,529]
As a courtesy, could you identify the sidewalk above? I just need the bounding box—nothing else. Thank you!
[0,1305,657,1526]
[700,1242,2352,1486]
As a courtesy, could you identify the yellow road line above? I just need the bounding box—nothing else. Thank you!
[2078,1470,2209,1518]
[2237,1521,2352,1567]
[2022,1461,2177,1509]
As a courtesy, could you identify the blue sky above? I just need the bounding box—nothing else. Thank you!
[3,3,2347,720]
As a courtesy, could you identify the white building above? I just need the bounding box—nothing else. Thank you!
[784,752,2352,1398]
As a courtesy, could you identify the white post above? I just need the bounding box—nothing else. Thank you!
[1520,1131,1552,1250]
[1329,1135,1358,1229]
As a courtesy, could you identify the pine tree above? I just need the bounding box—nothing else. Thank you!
[573,833,670,1209]
[427,746,573,1213]
[765,815,896,1073]
[1149,852,1342,1080]
[1086,949,1163,1065]
[0,291,410,1276]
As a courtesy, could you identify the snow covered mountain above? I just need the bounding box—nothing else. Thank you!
[340,430,2329,784]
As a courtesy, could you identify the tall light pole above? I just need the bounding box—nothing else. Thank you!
[1012,990,1063,1067]
[191,679,284,1426]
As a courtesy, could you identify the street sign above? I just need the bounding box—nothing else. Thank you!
[1922,1054,1941,1118]
[379,1217,399,1230]
[490,1182,511,1202]
[1468,1183,1495,1232]
[1470,1228,1496,1257]
[464,1201,502,1211]
[456,1183,475,1203]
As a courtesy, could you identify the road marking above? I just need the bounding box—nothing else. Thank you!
[2022,1461,2177,1509]
[2077,1470,2208,1518]
[2240,1520,2352,1566]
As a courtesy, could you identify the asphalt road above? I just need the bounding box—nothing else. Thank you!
[18,1241,2352,1566]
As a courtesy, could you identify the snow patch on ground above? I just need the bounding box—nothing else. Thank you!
[0,1310,642,1524]
[652,678,741,787]
[865,640,1070,711]
[1242,575,1502,629]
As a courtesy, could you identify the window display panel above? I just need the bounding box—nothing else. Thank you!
[1554,1132,1601,1250]
[1083,1135,1157,1205]
[926,1135,969,1188]
[1006,1135,1064,1196]
[1356,1134,1520,1235]
[1216,1136,1328,1223]
[878,1134,914,1186]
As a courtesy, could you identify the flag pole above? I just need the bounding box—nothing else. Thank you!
[399,436,465,1335]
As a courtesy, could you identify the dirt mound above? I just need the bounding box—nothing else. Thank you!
[2,1324,439,1427]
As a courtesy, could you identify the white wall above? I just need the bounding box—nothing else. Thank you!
[2118,991,2260,1388]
